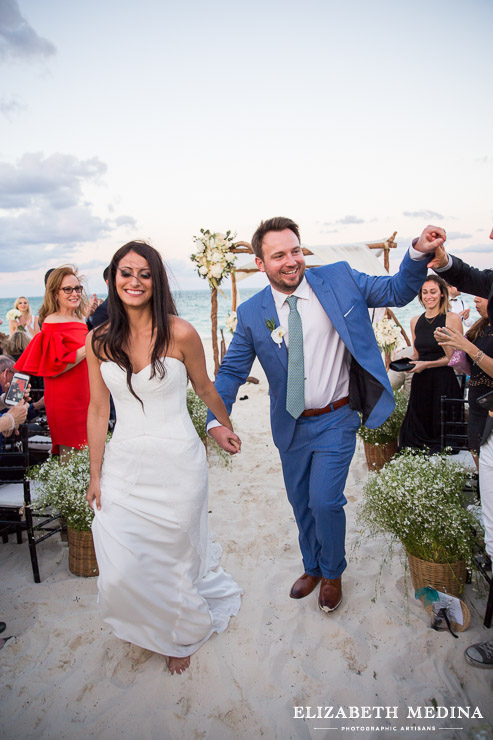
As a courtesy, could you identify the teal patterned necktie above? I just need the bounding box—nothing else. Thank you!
[286,295,305,419]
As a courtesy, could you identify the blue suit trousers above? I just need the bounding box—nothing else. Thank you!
[279,404,360,579]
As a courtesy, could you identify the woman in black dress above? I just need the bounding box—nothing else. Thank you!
[435,295,493,466]
[399,275,463,453]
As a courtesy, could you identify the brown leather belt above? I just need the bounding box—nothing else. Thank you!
[300,396,350,418]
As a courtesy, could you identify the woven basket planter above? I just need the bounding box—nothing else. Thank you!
[407,552,466,597]
[363,440,398,471]
[423,600,471,632]
[67,528,99,577]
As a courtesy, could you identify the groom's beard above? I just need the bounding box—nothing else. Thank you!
[263,262,306,294]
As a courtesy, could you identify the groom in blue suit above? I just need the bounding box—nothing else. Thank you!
[208,217,445,612]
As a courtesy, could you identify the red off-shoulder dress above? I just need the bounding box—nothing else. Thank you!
[15,322,90,454]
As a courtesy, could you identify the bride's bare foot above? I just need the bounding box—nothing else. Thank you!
[168,655,190,675]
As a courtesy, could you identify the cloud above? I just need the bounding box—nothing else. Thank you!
[322,215,365,228]
[0,95,24,118]
[114,214,137,228]
[0,0,56,61]
[454,242,493,254]
[0,152,107,209]
[0,152,137,271]
[337,215,365,225]
[446,231,472,240]
[402,210,443,220]
[473,156,492,165]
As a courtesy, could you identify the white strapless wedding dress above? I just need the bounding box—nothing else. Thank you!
[92,358,242,658]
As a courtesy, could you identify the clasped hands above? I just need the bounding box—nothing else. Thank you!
[413,225,449,269]
[208,426,242,455]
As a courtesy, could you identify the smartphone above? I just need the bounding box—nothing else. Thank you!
[4,372,30,406]
[477,390,493,411]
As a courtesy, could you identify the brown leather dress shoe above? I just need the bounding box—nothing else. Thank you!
[289,573,321,599]
[318,577,342,612]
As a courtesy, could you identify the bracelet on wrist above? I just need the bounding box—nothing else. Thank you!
[473,350,485,365]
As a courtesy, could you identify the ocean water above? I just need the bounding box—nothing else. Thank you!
[0,289,477,343]
[0,289,259,340]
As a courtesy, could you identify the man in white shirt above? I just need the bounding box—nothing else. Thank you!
[447,284,474,327]
[208,217,442,613]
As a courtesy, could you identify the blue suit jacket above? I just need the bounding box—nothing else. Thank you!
[208,251,430,452]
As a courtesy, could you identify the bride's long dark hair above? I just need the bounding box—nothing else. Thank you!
[92,240,178,403]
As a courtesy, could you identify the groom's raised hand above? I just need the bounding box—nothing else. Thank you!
[414,225,447,254]
[209,426,242,454]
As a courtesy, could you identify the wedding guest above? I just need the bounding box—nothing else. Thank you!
[208,217,442,613]
[44,269,55,286]
[86,266,109,331]
[430,222,493,668]
[447,284,474,327]
[86,241,242,675]
[435,296,493,466]
[5,331,30,362]
[0,356,28,466]
[0,401,28,438]
[9,297,40,339]
[85,292,99,322]
[399,276,463,453]
[14,266,90,461]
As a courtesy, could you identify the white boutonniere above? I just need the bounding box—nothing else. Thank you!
[265,318,285,348]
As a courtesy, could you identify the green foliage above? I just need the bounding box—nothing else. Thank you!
[358,448,478,565]
[357,389,408,444]
[186,389,232,468]
[28,447,93,532]
[186,388,208,441]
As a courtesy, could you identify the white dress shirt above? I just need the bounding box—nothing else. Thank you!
[208,245,427,429]
[449,296,474,327]
[271,278,350,409]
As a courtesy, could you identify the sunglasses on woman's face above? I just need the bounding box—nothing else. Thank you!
[59,285,83,295]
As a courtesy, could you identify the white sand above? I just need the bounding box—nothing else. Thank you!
[1,341,492,740]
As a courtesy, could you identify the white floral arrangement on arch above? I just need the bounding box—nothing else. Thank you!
[225,311,237,335]
[373,316,405,355]
[191,229,237,290]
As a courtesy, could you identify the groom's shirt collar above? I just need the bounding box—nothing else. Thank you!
[270,277,310,309]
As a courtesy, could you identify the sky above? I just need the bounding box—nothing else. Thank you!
[0,0,492,298]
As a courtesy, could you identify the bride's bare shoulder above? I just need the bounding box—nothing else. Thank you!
[170,315,198,340]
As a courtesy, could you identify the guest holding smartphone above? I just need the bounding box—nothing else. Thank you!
[435,295,493,467]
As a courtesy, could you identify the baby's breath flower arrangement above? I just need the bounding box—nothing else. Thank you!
[359,449,477,566]
[357,389,408,445]
[190,229,237,290]
[187,389,231,468]
[28,447,93,532]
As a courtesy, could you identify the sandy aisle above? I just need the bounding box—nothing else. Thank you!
[1,342,492,740]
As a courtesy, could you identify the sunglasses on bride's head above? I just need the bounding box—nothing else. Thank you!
[59,285,83,295]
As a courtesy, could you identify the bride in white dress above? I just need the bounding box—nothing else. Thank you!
[85,241,242,675]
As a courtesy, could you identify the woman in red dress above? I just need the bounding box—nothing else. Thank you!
[15,266,90,460]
